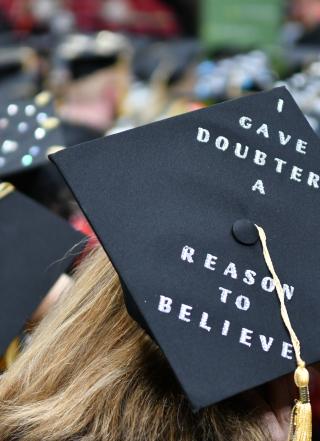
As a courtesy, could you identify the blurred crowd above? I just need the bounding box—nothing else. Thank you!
[1,0,320,438]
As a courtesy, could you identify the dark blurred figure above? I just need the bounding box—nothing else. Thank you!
[163,0,198,36]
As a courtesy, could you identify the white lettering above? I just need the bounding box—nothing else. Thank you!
[252,179,265,195]
[222,320,230,336]
[197,127,210,143]
[243,269,256,285]
[179,304,192,322]
[158,296,172,313]
[281,342,293,359]
[204,254,218,271]
[274,157,287,173]
[261,277,275,292]
[279,131,291,146]
[240,328,253,347]
[239,116,252,129]
[307,172,320,189]
[277,98,284,113]
[215,136,229,151]
[223,262,238,279]
[234,143,249,159]
[181,246,195,263]
[256,123,269,138]
[235,295,250,311]
[290,166,303,183]
[259,335,274,352]
[199,312,211,332]
[254,150,267,166]
[283,284,295,301]
[219,287,232,303]
[296,139,307,155]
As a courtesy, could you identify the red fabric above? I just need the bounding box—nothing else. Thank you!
[69,212,99,263]
[0,0,180,36]
[0,0,35,33]
[67,0,104,31]
[103,0,180,36]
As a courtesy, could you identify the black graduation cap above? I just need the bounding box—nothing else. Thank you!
[0,91,65,178]
[132,39,202,84]
[55,32,130,80]
[0,46,39,101]
[50,87,320,410]
[0,182,84,357]
[0,46,34,82]
[61,121,104,147]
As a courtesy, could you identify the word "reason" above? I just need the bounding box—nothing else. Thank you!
[181,245,295,300]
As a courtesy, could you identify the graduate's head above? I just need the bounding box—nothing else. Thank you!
[0,182,83,370]
[0,246,271,441]
[1,87,320,440]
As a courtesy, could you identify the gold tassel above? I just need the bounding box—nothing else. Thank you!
[289,366,312,441]
[255,226,312,441]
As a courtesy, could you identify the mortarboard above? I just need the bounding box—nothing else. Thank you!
[0,182,84,357]
[0,46,39,101]
[132,39,202,84]
[50,87,319,421]
[0,91,64,178]
[0,91,102,180]
[54,32,130,80]
[0,91,103,219]
[60,121,103,147]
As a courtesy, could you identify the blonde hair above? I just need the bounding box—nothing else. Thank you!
[0,247,269,441]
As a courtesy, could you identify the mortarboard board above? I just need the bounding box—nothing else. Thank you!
[8,121,103,218]
[50,87,320,413]
[0,182,84,357]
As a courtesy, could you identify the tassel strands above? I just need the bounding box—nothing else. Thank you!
[255,225,312,441]
[289,366,312,441]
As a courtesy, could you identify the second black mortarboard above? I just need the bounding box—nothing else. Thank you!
[0,91,64,178]
[0,182,84,357]
[50,87,320,416]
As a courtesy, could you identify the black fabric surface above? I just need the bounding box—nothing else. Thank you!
[0,189,84,356]
[51,87,320,409]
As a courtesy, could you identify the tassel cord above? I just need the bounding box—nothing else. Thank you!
[255,225,312,441]
[255,225,304,368]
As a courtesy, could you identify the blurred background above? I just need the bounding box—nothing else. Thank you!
[1,0,320,437]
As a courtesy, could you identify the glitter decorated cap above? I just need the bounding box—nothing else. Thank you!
[0,183,84,357]
[50,87,320,410]
[0,91,65,178]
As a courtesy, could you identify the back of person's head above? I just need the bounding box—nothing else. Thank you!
[0,247,269,441]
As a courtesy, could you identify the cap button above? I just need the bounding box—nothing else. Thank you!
[232,219,259,246]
